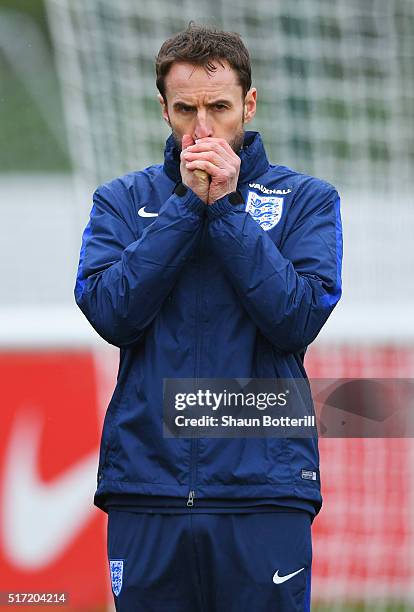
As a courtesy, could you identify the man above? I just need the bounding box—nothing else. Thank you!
[75,23,342,612]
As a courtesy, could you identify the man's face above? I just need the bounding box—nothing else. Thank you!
[158,60,257,152]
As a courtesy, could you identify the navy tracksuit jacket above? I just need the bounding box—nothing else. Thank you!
[75,130,342,518]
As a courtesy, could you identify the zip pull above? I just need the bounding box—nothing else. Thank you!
[187,490,195,507]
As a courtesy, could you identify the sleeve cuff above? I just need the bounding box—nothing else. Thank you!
[206,192,245,220]
[172,184,206,217]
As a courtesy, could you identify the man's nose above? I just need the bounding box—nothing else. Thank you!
[194,112,213,139]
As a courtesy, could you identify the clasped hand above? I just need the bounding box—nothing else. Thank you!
[180,135,241,205]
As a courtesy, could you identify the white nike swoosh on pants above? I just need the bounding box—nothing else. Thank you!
[273,567,305,584]
[1,409,97,569]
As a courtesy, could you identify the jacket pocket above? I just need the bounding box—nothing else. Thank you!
[197,437,292,486]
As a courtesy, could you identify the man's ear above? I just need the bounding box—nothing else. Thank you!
[158,93,170,125]
[243,88,257,124]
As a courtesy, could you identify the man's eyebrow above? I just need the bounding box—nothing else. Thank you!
[172,99,233,109]
[207,99,233,107]
[172,101,196,109]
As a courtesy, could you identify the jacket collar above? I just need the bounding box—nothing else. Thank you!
[163,130,270,185]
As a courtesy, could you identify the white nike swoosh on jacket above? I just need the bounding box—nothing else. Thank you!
[138,206,158,217]
[1,409,97,569]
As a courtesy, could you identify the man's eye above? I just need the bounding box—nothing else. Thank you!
[213,104,227,111]
[178,106,194,113]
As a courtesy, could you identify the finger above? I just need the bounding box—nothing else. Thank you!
[186,143,227,155]
[185,147,236,170]
[186,159,226,177]
[187,141,238,165]
[187,141,228,154]
[182,134,194,150]
[183,150,230,168]
[192,137,236,156]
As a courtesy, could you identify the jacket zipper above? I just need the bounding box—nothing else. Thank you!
[187,489,196,507]
[187,220,208,507]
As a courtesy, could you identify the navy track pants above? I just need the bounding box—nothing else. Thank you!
[107,510,312,611]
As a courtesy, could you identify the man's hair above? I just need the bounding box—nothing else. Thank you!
[155,23,252,102]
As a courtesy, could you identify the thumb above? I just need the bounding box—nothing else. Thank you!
[182,134,194,150]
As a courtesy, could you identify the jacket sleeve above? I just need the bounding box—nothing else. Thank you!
[74,183,205,347]
[206,179,343,353]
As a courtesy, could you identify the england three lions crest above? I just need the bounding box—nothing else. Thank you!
[246,191,284,231]
[110,559,124,597]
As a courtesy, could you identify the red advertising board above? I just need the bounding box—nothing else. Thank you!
[0,352,109,610]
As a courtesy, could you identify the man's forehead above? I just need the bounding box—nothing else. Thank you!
[164,61,241,99]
